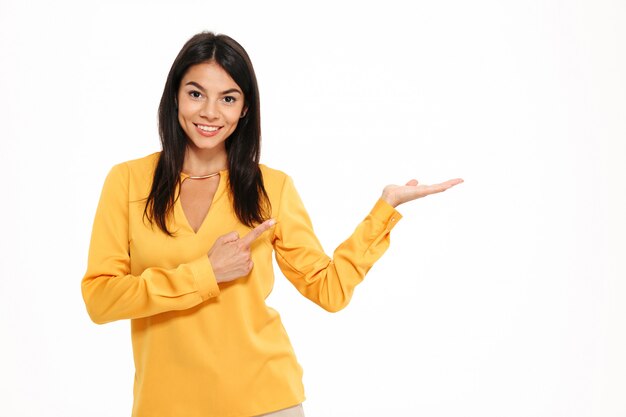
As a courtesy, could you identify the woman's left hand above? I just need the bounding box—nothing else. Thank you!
[381,178,464,208]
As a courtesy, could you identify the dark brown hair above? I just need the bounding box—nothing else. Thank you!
[143,32,270,236]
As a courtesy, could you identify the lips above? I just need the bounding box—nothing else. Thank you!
[194,123,222,137]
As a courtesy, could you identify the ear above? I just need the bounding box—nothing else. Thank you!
[240,107,248,118]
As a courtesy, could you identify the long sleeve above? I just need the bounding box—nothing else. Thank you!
[272,175,402,312]
[81,162,220,324]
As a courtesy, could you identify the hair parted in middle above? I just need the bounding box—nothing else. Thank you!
[143,31,271,236]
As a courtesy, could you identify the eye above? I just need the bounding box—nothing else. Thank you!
[223,96,237,104]
[189,90,203,99]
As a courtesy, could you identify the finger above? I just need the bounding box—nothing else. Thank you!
[405,179,419,186]
[437,178,464,190]
[239,218,276,247]
[425,178,464,195]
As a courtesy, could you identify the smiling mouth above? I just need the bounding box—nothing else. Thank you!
[195,124,221,132]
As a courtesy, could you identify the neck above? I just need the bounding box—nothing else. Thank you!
[182,145,228,176]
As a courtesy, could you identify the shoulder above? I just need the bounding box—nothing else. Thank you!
[113,151,160,174]
[259,164,296,204]
[107,151,160,182]
[103,152,160,197]
[259,163,290,186]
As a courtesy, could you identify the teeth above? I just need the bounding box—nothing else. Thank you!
[197,125,219,132]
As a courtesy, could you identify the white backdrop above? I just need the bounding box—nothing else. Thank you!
[1,1,625,416]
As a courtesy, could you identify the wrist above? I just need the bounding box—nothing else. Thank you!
[381,192,398,208]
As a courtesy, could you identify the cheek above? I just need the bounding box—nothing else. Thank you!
[177,112,187,131]
[177,107,195,137]
[228,114,244,131]
[227,106,245,123]
[177,103,194,124]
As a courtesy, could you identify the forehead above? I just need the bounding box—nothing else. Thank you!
[180,61,240,90]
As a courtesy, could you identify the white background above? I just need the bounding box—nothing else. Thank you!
[1,1,625,416]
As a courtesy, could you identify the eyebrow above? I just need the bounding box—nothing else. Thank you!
[184,81,242,95]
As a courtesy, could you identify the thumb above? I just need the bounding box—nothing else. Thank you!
[220,231,240,243]
[405,179,419,186]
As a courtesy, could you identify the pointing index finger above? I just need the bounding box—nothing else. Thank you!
[239,218,276,247]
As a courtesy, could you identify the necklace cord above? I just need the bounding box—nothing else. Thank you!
[186,172,220,180]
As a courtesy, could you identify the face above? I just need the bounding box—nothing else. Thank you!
[177,61,247,154]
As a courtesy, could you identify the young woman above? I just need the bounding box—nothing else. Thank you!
[81,32,463,417]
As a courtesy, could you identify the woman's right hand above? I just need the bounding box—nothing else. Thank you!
[207,219,276,284]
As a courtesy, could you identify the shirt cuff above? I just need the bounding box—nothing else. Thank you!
[188,255,220,301]
[370,198,403,232]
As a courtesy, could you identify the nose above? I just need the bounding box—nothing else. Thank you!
[200,99,219,120]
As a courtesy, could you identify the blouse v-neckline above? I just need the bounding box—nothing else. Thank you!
[175,169,228,236]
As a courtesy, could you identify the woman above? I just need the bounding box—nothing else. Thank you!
[81,32,462,417]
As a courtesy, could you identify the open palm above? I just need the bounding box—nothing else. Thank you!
[381,178,464,208]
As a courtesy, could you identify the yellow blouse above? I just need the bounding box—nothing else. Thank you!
[81,151,402,417]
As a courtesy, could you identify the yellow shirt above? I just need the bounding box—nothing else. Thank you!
[81,151,402,417]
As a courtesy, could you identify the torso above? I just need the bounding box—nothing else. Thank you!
[179,176,220,233]
[120,153,306,415]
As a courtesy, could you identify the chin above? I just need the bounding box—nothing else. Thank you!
[188,139,226,151]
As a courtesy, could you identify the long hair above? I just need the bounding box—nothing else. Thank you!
[143,32,270,236]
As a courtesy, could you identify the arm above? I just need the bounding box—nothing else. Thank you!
[272,175,402,313]
[81,163,220,324]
